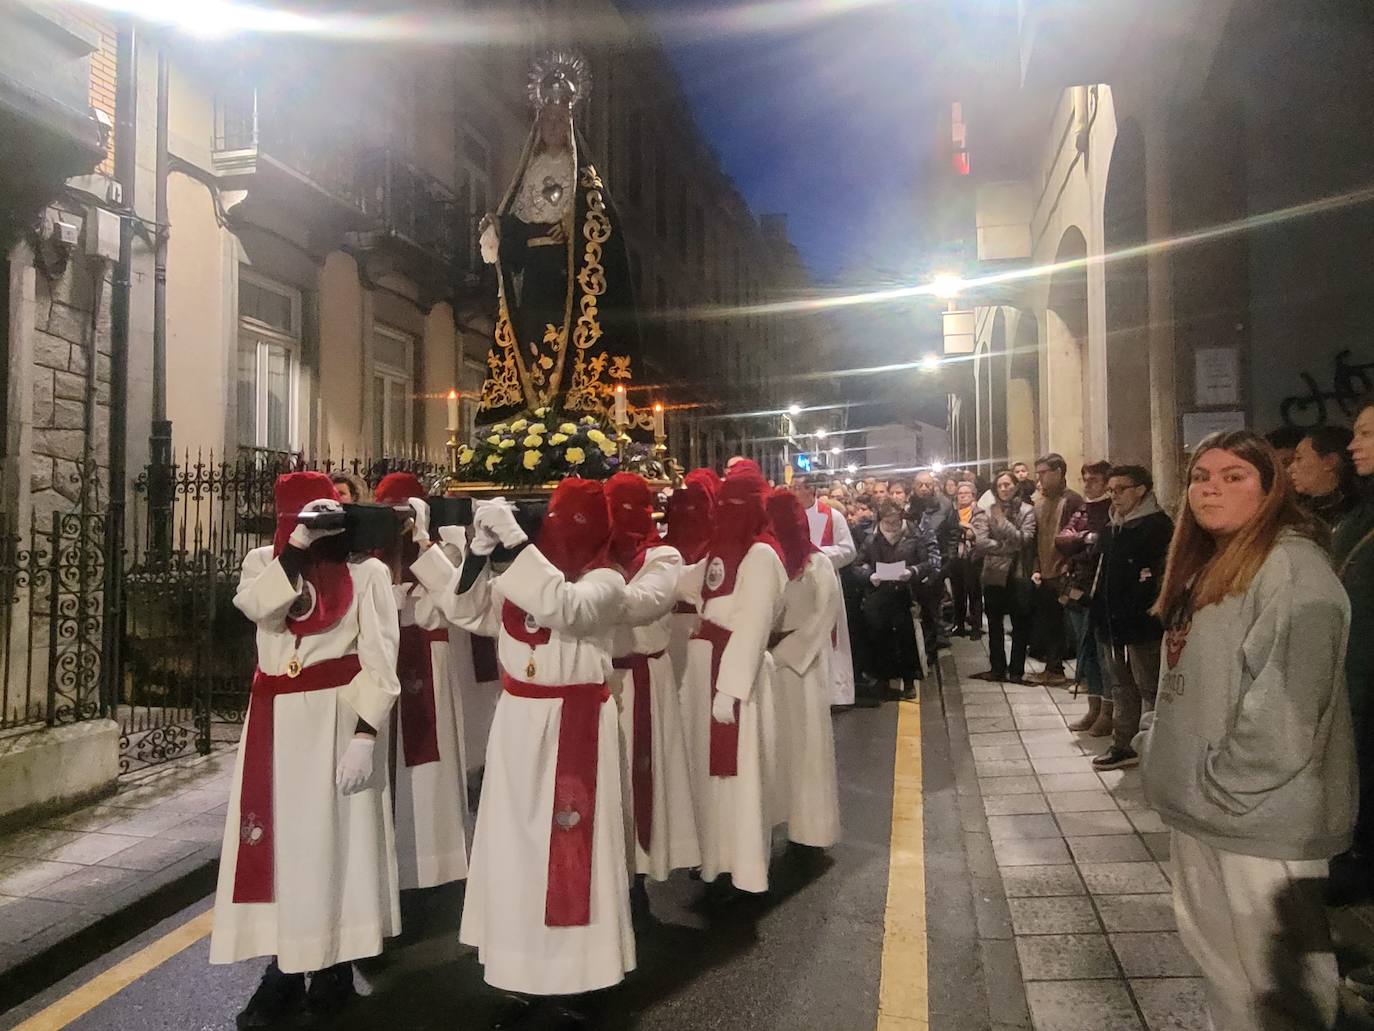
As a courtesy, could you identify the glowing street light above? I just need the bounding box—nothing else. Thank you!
[932,461,945,474]
[847,463,858,474]
[787,403,802,416]
[920,353,942,372]
[930,273,964,302]
[815,427,828,440]
[830,446,841,456]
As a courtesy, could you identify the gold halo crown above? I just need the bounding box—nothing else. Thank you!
[528,51,591,110]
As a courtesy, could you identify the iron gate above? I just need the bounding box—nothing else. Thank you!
[116,450,444,774]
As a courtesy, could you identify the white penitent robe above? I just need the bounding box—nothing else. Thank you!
[681,543,786,893]
[211,547,401,975]
[391,583,468,890]
[806,500,857,706]
[609,545,701,881]
[668,558,705,685]
[411,544,635,997]
[770,552,843,848]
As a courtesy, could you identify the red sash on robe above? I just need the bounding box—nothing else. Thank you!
[691,619,740,777]
[233,654,362,904]
[611,650,664,853]
[396,625,446,768]
[502,673,609,927]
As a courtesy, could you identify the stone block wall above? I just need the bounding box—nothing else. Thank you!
[29,200,113,529]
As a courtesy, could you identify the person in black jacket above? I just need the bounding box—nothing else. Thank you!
[854,500,939,699]
[1090,465,1175,771]
[909,471,961,647]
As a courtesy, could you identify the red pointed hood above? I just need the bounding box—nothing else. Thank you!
[537,477,612,581]
[605,472,656,576]
[703,467,782,599]
[271,471,352,636]
[665,467,718,564]
[373,471,424,506]
[766,488,820,580]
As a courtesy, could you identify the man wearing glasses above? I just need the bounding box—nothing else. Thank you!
[1090,466,1175,771]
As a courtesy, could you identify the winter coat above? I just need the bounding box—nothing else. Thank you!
[1055,496,1112,599]
[854,520,941,587]
[1333,492,1374,724]
[907,494,961,566]
[971,499,1037,588]
[1089,494,1174,647]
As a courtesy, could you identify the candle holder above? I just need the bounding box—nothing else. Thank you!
[652,432,668,459]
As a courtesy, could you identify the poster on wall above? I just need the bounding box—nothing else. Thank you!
[1194,348,1240,406]
[1182,410,1246,450]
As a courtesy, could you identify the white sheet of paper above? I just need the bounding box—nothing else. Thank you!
[875,561,907,582]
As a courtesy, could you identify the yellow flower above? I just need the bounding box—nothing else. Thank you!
[522,433,544,448]
[510,418,528,432]
[580,416,598,426]
[492,423,508,434]
[549,432,568,445]
[529,423,546,435]
[534,407,549,417]
[458,446,475,464]
[484,453,501,472]
[499,439,515,450]
[486,434,501,445]
[559,422,578,434]
[522,449,542,470]
[586,429,609,445]
[565,447,586,465]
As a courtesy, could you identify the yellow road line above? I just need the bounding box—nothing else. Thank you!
[11,909,213,1031]
[877,696,927,1030]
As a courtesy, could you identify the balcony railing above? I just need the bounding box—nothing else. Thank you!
[212,85,368,212]
[357,148,469,268]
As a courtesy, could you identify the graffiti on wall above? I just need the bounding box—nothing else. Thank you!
[1280,350,1374,428]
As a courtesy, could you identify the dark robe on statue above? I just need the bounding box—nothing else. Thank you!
[479,126,641,426]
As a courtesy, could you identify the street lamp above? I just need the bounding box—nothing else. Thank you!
[932,461,945,474]
[829,446,841,456]
[930,274,964,302]
[787,403,801,416]
[815,427,828,440]
[847,463,858,474]
[920,353,941,372]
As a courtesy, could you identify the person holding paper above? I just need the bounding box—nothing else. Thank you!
[853,499,938,700]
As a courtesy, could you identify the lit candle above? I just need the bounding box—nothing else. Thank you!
[447,389,459,432]
[614,383,627,426]
[652,401,665,438]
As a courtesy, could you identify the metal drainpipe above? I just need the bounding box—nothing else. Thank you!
[149,45,172,559]
[102,17,137,718]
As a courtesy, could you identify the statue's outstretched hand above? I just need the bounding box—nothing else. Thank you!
[479,215,500,265]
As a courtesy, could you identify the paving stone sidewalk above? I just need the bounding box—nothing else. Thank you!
[0,748,233,979]
[943,634,1374,1031]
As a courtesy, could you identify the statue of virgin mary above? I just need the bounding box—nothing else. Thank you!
[477,52,642,425]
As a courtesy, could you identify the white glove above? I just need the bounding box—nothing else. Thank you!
[407,497,430,545]
[478,217,500,265]
[335,734,376,795]
[475,500,528,549]
[712,691,737,725]
[288,499,345,550]
[437,524,468,561]
[869,573,881,586]
[900,568,913,582]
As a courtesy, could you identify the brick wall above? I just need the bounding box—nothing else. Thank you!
[64,7,117,175]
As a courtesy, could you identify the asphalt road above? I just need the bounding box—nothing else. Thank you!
[2,704,900,1031]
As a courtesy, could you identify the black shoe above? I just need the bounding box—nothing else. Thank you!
[968,670,1003,682]
[237,962,305,1030]
[901,679,917,701]
[969,628,983,641]
[297,963,355,1026]
[631,876,654,926]
[547,1004,591,1030]
[490,994,536,1029]
[1092,746,1139,771]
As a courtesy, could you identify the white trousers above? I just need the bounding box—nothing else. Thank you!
[1171,830,1339,1031]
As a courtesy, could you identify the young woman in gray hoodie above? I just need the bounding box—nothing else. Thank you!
[1138,429,1354,1031]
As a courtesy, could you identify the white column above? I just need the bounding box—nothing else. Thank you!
[1144,104,1180,507]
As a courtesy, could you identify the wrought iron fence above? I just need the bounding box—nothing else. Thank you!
[116,449,446,774]
[0,508,105,732]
